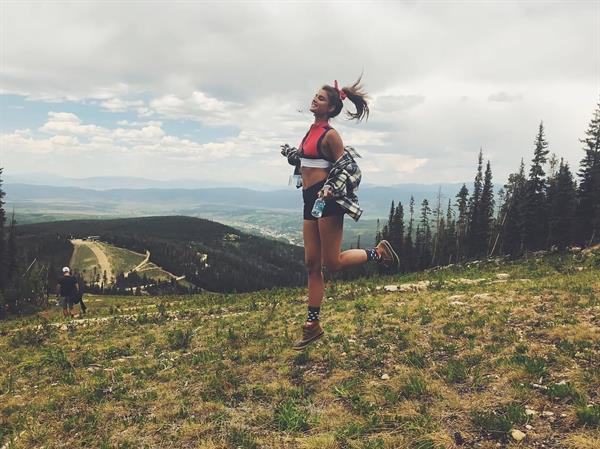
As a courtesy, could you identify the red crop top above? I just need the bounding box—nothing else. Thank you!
[299,122,334,161]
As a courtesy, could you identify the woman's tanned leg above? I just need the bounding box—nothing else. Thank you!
[303,219,324,308]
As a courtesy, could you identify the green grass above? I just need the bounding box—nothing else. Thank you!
[135,266,173,282]
[1,250,600,448]
[98,243,146,276]
[70,244,99,281]
[576,404,600,428]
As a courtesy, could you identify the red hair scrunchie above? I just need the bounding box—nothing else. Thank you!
[333,80,347,101]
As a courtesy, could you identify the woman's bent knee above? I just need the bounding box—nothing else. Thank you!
[323,258,342,272]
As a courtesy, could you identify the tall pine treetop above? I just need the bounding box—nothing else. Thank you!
[529,121,550,194]
[471,148,484,206]
[580,98,600,154]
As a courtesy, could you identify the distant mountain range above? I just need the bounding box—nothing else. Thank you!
[5,180,467,220]
[3,173,279,190]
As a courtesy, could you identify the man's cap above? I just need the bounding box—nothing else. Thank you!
[62,266,70,273]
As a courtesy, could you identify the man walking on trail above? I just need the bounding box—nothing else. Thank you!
[56,267,80,318]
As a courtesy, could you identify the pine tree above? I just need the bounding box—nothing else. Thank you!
[417,199,432,269]
[501,160,527,257]
[547,160,577,249]
[445,199,457,264]
[522,121,550,251]
[404,196,415,271]
[6,211,17,282]
[479,160,495,256]
[386,200,395,239]
[576,99,600,245]
[390,202,404,270]
[467,149,484,257]
[490,187,505,257]
[431,188,443,266]
[455,184,469,261]
[414,224,422,270]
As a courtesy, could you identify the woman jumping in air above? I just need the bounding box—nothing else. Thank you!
[281,77,399,350]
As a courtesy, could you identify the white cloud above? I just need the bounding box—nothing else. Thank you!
[360,152,428,177]
[49,135,80,146]
[100,97,144,112]
[148,91,240,125]
[39,112,107,136]
[113,124,165,144]
[117,119,163,127]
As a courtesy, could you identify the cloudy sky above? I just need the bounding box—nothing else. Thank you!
[1,1,598,189]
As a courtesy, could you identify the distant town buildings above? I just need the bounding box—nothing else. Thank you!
[83,235,100,241]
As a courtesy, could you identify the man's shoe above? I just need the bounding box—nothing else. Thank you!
[376,240,400,268]
[293,321,324,350]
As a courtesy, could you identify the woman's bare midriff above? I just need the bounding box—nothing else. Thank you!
[301,167,330,190]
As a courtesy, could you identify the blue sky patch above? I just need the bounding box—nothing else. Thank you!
[0,94,240,143]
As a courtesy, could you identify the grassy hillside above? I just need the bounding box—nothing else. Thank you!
[70,240,174,285]
[99,243,146,277]
[16,216,306,293]
[70,243,99,279]
[1,250,599,448]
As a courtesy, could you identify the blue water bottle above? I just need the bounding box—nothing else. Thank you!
[311,197,326,218]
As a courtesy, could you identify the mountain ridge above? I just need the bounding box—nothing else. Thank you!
[5,182,468,219]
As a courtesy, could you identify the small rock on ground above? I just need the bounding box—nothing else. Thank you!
[511,429,526,441]
[473,293,494,300]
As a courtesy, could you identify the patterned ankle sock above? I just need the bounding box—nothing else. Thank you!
[307,306,320,323]
[365,248,382,262]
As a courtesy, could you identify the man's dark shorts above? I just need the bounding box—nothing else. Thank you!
[59,296,75,309]
[303,179,346,221]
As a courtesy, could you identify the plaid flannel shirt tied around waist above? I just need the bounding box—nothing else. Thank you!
[324,147,363,221]
[280,144,363,221]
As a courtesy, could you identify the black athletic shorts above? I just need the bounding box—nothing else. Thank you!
[303,179,346,221]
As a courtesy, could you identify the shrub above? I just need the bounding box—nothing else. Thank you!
[41,347,75,383]
[443,359,468,384]
[103,344,134,360]
[333,381,375,416]
[10,321,55,347]
[401,373,428,398]
[510,353,548,378]
[361,438,385,449]
[166,327,193,350]
[547,382,583,403]
[273,399,309,432]
[471,410,512,436]
[471,403,529,438]
[504,403,528,425]
[412,438,442,449]
[576,404,600,428]
[225,427,258,449]
[442,322,466,337]
[405,350,428,369]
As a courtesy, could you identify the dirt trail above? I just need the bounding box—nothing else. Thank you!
[125,250,151,276]
[71,239,114,282]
